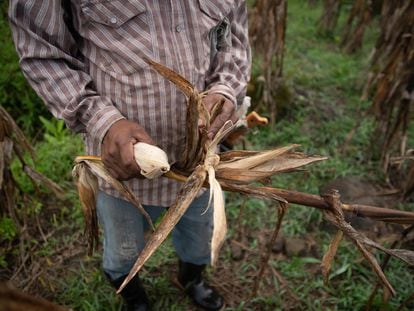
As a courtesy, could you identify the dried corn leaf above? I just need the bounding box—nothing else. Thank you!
[0,140,13,190]
[145,58,194,98]
[209,164,226,266]
[218,144,299,170]
[220,182,287,203]
[250,152,327,173]
[72,162,100,254]
[216,168,277,184]
[325,204,414,266]
[321,230,343,285]
[24,166,65,200]
[323,191,414,296]
[146,59,208,171]
[73,157,154,231]
[118,165,207,293]
[218,149,260,161]
[0,106,35,160]
[216,152,326,184]
[205,123,235,266]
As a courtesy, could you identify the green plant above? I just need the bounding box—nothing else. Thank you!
[0,217,17,242]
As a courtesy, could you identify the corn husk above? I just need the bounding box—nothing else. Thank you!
[73,156,155,254]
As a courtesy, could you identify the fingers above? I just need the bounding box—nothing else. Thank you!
[101,119,154,180]
[201,93,236,139]
[207,98,235,139]
[102,139,139,180]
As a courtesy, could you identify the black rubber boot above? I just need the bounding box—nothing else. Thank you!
[178,261,224,311]
[105,273,150,311]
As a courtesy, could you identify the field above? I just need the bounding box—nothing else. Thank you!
[1,1,413,310]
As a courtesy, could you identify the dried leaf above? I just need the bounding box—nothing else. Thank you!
[218,144,299,170]
[72,162,99,254]
[0,106,35,160]
[209,164,226,266]
[250,153,327,173]
[24,166,65,200]
[0,140,13,190]
[218,149,261,162]
[322,191,414,296]
[117,165,207,293]
[321,230,343,285]
[0,283,68,311]
[145,58,194,98]
[74,157,154,231]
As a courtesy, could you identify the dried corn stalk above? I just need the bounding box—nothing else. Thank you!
[73,61,414,296]
[362,0,414,197]
[341,0,372,53]
[0,106,64,224]
[249,0,287,126]
[318,0,341,37]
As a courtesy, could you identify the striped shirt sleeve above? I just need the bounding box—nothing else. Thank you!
[205,0,251,107]
[8,0,125,145]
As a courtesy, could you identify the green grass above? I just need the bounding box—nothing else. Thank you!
[2,0,414,310]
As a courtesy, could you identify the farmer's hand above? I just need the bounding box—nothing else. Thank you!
[202,93,237,140]
[102,119,155,180]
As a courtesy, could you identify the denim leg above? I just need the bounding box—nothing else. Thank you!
[172,191,214,265]
[96,191,164,280]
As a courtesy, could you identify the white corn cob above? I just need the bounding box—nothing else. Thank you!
[133,143,170,179]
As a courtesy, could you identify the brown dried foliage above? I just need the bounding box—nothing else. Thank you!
[73,61,414,297]
[362,0,414,197]
[341,0,372,53]
[318,0,341,37]
[0,106,64,231]
[0,283,67,311]
[249,0,287,125]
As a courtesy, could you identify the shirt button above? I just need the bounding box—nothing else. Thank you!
[175,24,183,32]
[110,17,118,25]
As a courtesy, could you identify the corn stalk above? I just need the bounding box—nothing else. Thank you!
[0,106,64,229]
[341,0,372,53]
[249,0,287,126]
[318,0,341,37]
[73,60,414,296]
[362,0,414,198]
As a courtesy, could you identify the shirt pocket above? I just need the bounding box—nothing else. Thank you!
[80,0,152,75]
[198,0,234,21]
[196,1,234,72]
[80,0,146,28]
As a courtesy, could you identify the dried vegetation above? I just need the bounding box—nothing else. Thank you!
[73,60,414,298]
[248,0,287,125]
[362,0,414,199]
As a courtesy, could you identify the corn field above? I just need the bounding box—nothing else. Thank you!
[1,0,414,309]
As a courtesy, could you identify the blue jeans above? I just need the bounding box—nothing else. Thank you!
[97,191,213,280]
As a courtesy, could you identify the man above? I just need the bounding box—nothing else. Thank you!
[9,1,251,310]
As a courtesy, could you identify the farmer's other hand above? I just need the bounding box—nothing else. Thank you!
[202,93,237,140]
[102,119,155,180]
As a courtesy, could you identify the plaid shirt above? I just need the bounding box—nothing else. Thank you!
[9,0,251,206]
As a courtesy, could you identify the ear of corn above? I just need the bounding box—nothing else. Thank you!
[134,142,170,179]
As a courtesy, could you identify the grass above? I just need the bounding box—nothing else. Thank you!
[2,0,414,310]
